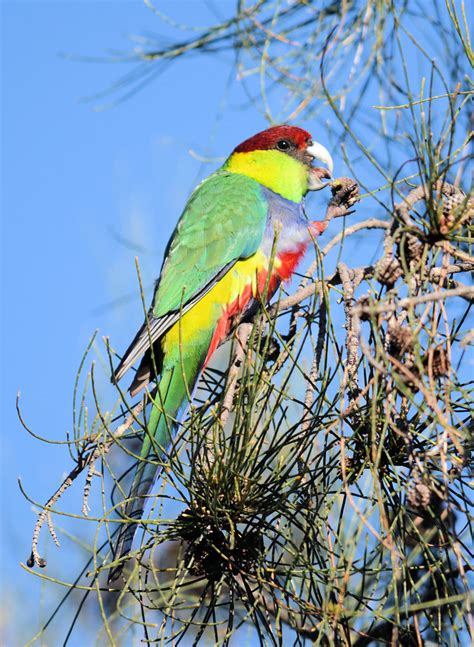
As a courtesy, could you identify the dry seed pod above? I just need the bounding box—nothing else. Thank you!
[375,255,403,286]
[424,344,450,378]
[407,466,432,509]
[356,295,371,321]
[439,191,473,235]
[407,480,432,509]
[404,234,424,264]
[387,322,413,358]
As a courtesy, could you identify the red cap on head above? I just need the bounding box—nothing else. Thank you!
[234,125,313,153]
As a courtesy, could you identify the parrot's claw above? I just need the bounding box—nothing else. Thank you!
[330,178,360,208]
[325,177,360,221]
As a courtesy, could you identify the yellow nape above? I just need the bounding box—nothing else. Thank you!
[225,150,308,202]
[162,250,273,357]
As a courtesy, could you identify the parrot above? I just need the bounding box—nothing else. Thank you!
[108,125,334,582]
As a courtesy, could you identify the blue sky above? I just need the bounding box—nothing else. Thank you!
[2,1,471,644]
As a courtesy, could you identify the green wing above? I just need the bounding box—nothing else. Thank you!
[114,170,268,382]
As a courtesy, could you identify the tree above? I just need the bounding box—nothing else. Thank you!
[21,1,472,644]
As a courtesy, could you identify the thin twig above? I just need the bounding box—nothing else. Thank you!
[27,397,147,568]
[354,285,474,317]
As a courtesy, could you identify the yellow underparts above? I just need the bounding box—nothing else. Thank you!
[225,150,308,202]
[162,250,274,357]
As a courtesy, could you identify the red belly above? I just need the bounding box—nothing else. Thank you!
[203,243,307,367]
[275,243,307,281]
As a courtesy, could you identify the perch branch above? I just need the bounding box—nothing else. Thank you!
[353,285,474,318]
[220,323,253,427]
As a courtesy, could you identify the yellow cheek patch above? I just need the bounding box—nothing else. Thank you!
[225,150,308,202]
[161,250,270,357]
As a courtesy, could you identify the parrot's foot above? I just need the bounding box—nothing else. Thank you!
[309,220,329,237]
[325,177,360,221]
[308,178,359,237]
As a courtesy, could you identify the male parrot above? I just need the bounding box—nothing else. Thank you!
[109,125,333,582]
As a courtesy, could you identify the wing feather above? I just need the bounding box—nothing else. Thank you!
[113,171,268,385]
[113,260,236,383]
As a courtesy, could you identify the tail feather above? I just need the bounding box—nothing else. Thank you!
[108,367,185,583]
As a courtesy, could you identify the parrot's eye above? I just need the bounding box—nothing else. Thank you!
[276,139,291,151]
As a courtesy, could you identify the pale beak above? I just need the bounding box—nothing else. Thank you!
[306,141,334,191]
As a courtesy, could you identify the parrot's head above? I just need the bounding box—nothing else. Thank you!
[226,125,334,202]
